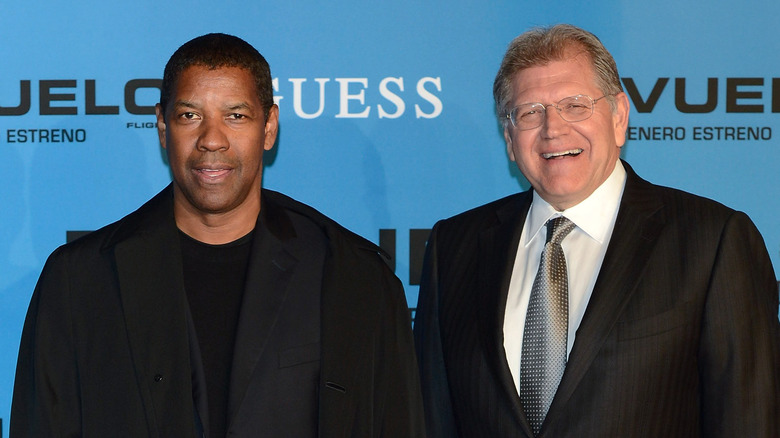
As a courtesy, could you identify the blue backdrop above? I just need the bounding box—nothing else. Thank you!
[1,1,779,433]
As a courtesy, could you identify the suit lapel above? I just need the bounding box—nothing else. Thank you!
[545,164,666,426]
[227,200,299,422]
[111,187,196,437]
[476,192,536,437]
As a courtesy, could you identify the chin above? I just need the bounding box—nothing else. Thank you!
[186,194,236,215]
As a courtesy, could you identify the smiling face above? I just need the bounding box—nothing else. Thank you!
[503,51,629,210]
[156,65,278,233]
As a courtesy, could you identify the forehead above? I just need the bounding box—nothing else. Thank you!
[510,52,599,103]
[172,65,259,102]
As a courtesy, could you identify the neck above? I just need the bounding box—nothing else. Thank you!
[173,193,260,245]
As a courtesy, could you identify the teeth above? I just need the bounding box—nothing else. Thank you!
[543,148,583,159]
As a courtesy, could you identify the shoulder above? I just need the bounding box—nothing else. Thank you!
[262,188,391,267]
[40,186,175,281]
[623,163,741,228]
[54,186,174,257]
[432,191,530,239]
[620,163,772,267]
[263,190,408,320]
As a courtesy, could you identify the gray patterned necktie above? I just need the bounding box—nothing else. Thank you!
[520,216,575,435]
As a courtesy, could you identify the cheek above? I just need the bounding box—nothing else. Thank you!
[584,117,619,148]
[234,140,265,166]
[167,142,194,170]
[512,135,537,161]
[166,142,185,161]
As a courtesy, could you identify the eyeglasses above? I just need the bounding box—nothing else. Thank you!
[505,94,613,130]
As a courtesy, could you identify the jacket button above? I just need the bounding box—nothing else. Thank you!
[154,374,164,382]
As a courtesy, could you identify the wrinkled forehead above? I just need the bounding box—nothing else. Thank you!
[510,53,599,103]
[168,65,259,101]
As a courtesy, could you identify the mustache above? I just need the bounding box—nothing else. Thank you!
[186,152,239,169]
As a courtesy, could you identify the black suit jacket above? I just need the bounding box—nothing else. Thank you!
[11,185,425,437]
[414,161,780,437]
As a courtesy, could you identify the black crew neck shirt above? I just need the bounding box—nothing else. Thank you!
[180,229,254,438]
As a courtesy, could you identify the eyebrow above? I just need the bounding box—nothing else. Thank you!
[224,102,252,112]
[172,100,254,112]
[172,100,199,110]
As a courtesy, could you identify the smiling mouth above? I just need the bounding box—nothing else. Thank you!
[195,167,232,179]
[542,148,583,159]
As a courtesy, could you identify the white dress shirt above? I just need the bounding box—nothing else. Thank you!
[503,160,627,393]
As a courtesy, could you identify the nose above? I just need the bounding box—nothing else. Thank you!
[197,117,229,152]
[540,104,567,138]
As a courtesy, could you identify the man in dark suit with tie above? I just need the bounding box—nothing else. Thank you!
[11,33,425,437]
[414,24,780,437]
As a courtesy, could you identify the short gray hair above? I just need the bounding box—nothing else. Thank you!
[493,24,623,126]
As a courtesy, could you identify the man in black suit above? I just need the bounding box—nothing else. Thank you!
[414,24,779,437]
[11,33,424,437]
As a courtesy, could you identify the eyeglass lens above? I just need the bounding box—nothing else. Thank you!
[510,95,596,129]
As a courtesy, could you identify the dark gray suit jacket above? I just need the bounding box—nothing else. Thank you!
[414,161,780,437]
[11,185,425,437]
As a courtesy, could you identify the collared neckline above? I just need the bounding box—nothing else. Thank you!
[524,160,627,246]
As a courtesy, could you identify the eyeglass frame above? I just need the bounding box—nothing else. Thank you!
[504,94,615,130]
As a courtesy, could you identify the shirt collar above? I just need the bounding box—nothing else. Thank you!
[525,160,627,246]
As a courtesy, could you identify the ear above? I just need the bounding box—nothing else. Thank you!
[503,124,517,162]
[263,104,279,151]
[612,92,630,148]
[155,103,167,150]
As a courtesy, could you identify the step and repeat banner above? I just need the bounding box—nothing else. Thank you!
[1,1,778,433]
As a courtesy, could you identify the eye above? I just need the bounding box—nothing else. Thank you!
[180,112,198,120]
[519,108,542,120]
[563,102,590,114]
[228,113,248,120]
